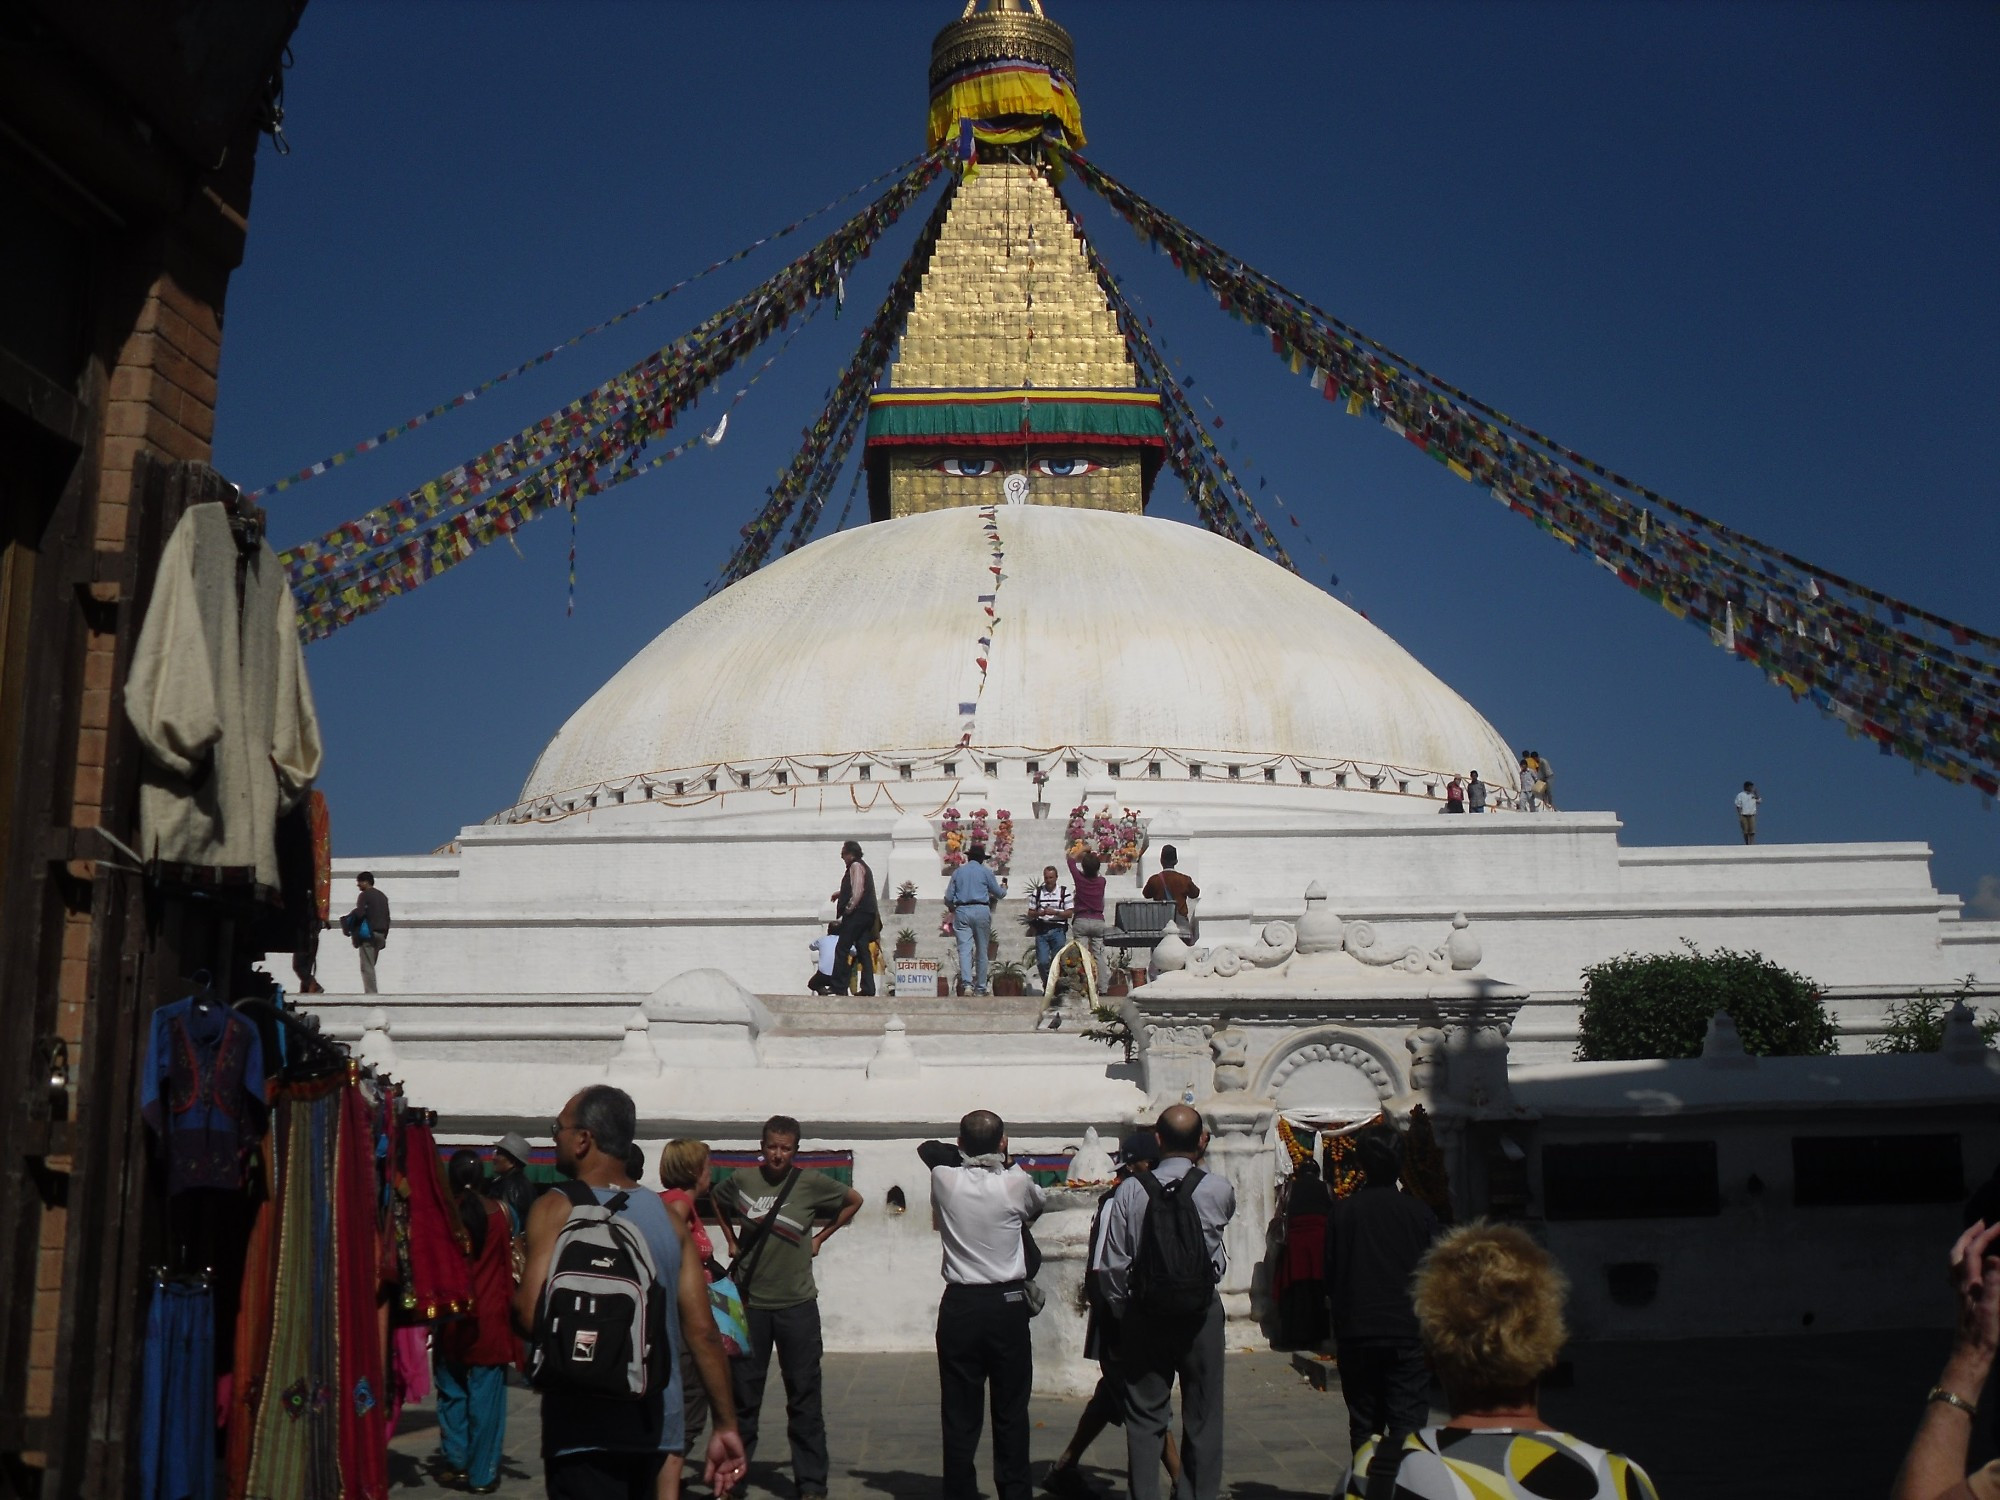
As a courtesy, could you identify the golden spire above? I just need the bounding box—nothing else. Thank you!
[931,1,1077,95]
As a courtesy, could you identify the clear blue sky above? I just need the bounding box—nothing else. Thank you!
[213,1,2000,918]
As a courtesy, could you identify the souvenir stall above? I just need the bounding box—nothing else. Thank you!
[139,991,468,1500]
[124,489,472,1499]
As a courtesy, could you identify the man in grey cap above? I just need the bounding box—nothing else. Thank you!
[489,1131,542,1229]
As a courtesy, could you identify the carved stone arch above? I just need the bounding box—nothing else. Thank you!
[1256,1027,1404,1111]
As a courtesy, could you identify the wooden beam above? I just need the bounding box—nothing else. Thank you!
[0,346,86,450]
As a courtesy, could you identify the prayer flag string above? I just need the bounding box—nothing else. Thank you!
[710,179,957,589]
[281,156,945,639]
[249,151,938,501]
[1062,149,2000,795]
[1058,180,1292,569]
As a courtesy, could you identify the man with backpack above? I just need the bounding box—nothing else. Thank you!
[513,1086,747,1500]
[1042,1128,1182,1500]
[1092,1104,1237,1500]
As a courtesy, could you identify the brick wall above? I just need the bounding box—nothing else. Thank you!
[25,252,225,1424]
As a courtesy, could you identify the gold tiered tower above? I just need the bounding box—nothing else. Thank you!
[864,2,1165,520]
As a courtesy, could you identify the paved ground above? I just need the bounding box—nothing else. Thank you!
[388,1329,1955,1498]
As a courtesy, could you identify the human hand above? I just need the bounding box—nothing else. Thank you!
[1949,1219,2000,1371]
[810,1237,823,1258]
[705,1428,748,1496]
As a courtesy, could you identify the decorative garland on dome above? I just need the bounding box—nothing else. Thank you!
[280,152,947,640]
[711,179,958,587]
[486,739,1524,828]
[1063,150,2000,795]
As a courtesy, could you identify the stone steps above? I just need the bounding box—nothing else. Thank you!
[760,991,1045,1035]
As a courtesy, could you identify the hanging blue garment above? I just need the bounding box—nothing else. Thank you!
[140,996,267,1194]
[140,1278,214,1500]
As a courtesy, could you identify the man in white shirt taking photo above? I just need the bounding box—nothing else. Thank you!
[921,1111,1047,1500]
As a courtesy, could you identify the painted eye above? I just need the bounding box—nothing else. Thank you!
[933,457,998,477]
[1034,456,1102,477]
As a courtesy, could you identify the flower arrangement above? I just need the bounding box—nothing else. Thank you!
[938,805,1015,874]
[1276,1115,1314,1170]
[1324,1132,1365,1198]
[939,806,967,872]
[991,810,1014,873]
[1064,803,1147,875]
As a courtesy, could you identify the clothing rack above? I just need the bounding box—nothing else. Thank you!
[149,1265,211,1289]
[279,1007,352,1082]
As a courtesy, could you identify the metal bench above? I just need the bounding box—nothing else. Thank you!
[1104,898,1178,954]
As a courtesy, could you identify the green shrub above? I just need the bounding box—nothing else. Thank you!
[1869,977,1998,1053]
[1574,943,1836,1061]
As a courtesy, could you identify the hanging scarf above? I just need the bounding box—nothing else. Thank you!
[336,1080,389,1500]
[396,1121,473,1320]
[242,1082,343,1498]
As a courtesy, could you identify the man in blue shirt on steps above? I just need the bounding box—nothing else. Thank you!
[945,845,1008,996]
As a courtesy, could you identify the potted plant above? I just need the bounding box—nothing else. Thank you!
[1105,950,1132,997]
[992,959,1028,998]
[1031,771,1050,820]
[894,880,919,915]
[937,972,951,997]
[894,927,918,960]
[1082,1003,1136,1063]
[989,936,1001,961]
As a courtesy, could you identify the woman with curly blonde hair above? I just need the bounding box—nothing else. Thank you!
[1341,1222,1659,1499]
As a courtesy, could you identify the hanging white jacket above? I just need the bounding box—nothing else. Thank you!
[124,501,323,895]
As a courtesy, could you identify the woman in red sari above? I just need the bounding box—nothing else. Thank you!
[435,1150,514,1493]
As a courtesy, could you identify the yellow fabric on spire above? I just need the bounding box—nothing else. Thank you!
[927,59,1085,151]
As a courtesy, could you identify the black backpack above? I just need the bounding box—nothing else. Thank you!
[531,1181,671,1401]
[1129,1166,1217,1318]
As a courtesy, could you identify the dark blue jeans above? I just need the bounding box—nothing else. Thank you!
[1034,926,1068,986]
[955,905,993,992]
[733,1300,829,1493]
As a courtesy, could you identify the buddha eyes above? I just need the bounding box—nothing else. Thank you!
[928,456,1103,478]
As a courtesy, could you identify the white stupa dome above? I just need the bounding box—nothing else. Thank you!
[508,505,1516,819]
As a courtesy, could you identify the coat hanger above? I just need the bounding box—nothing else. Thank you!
[217,483,266,551]
[189,968,217,1013]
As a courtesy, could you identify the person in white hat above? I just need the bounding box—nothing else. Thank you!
[489,1132,540,1228]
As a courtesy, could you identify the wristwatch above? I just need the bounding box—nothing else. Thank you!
[1929,1386,1980,1417]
